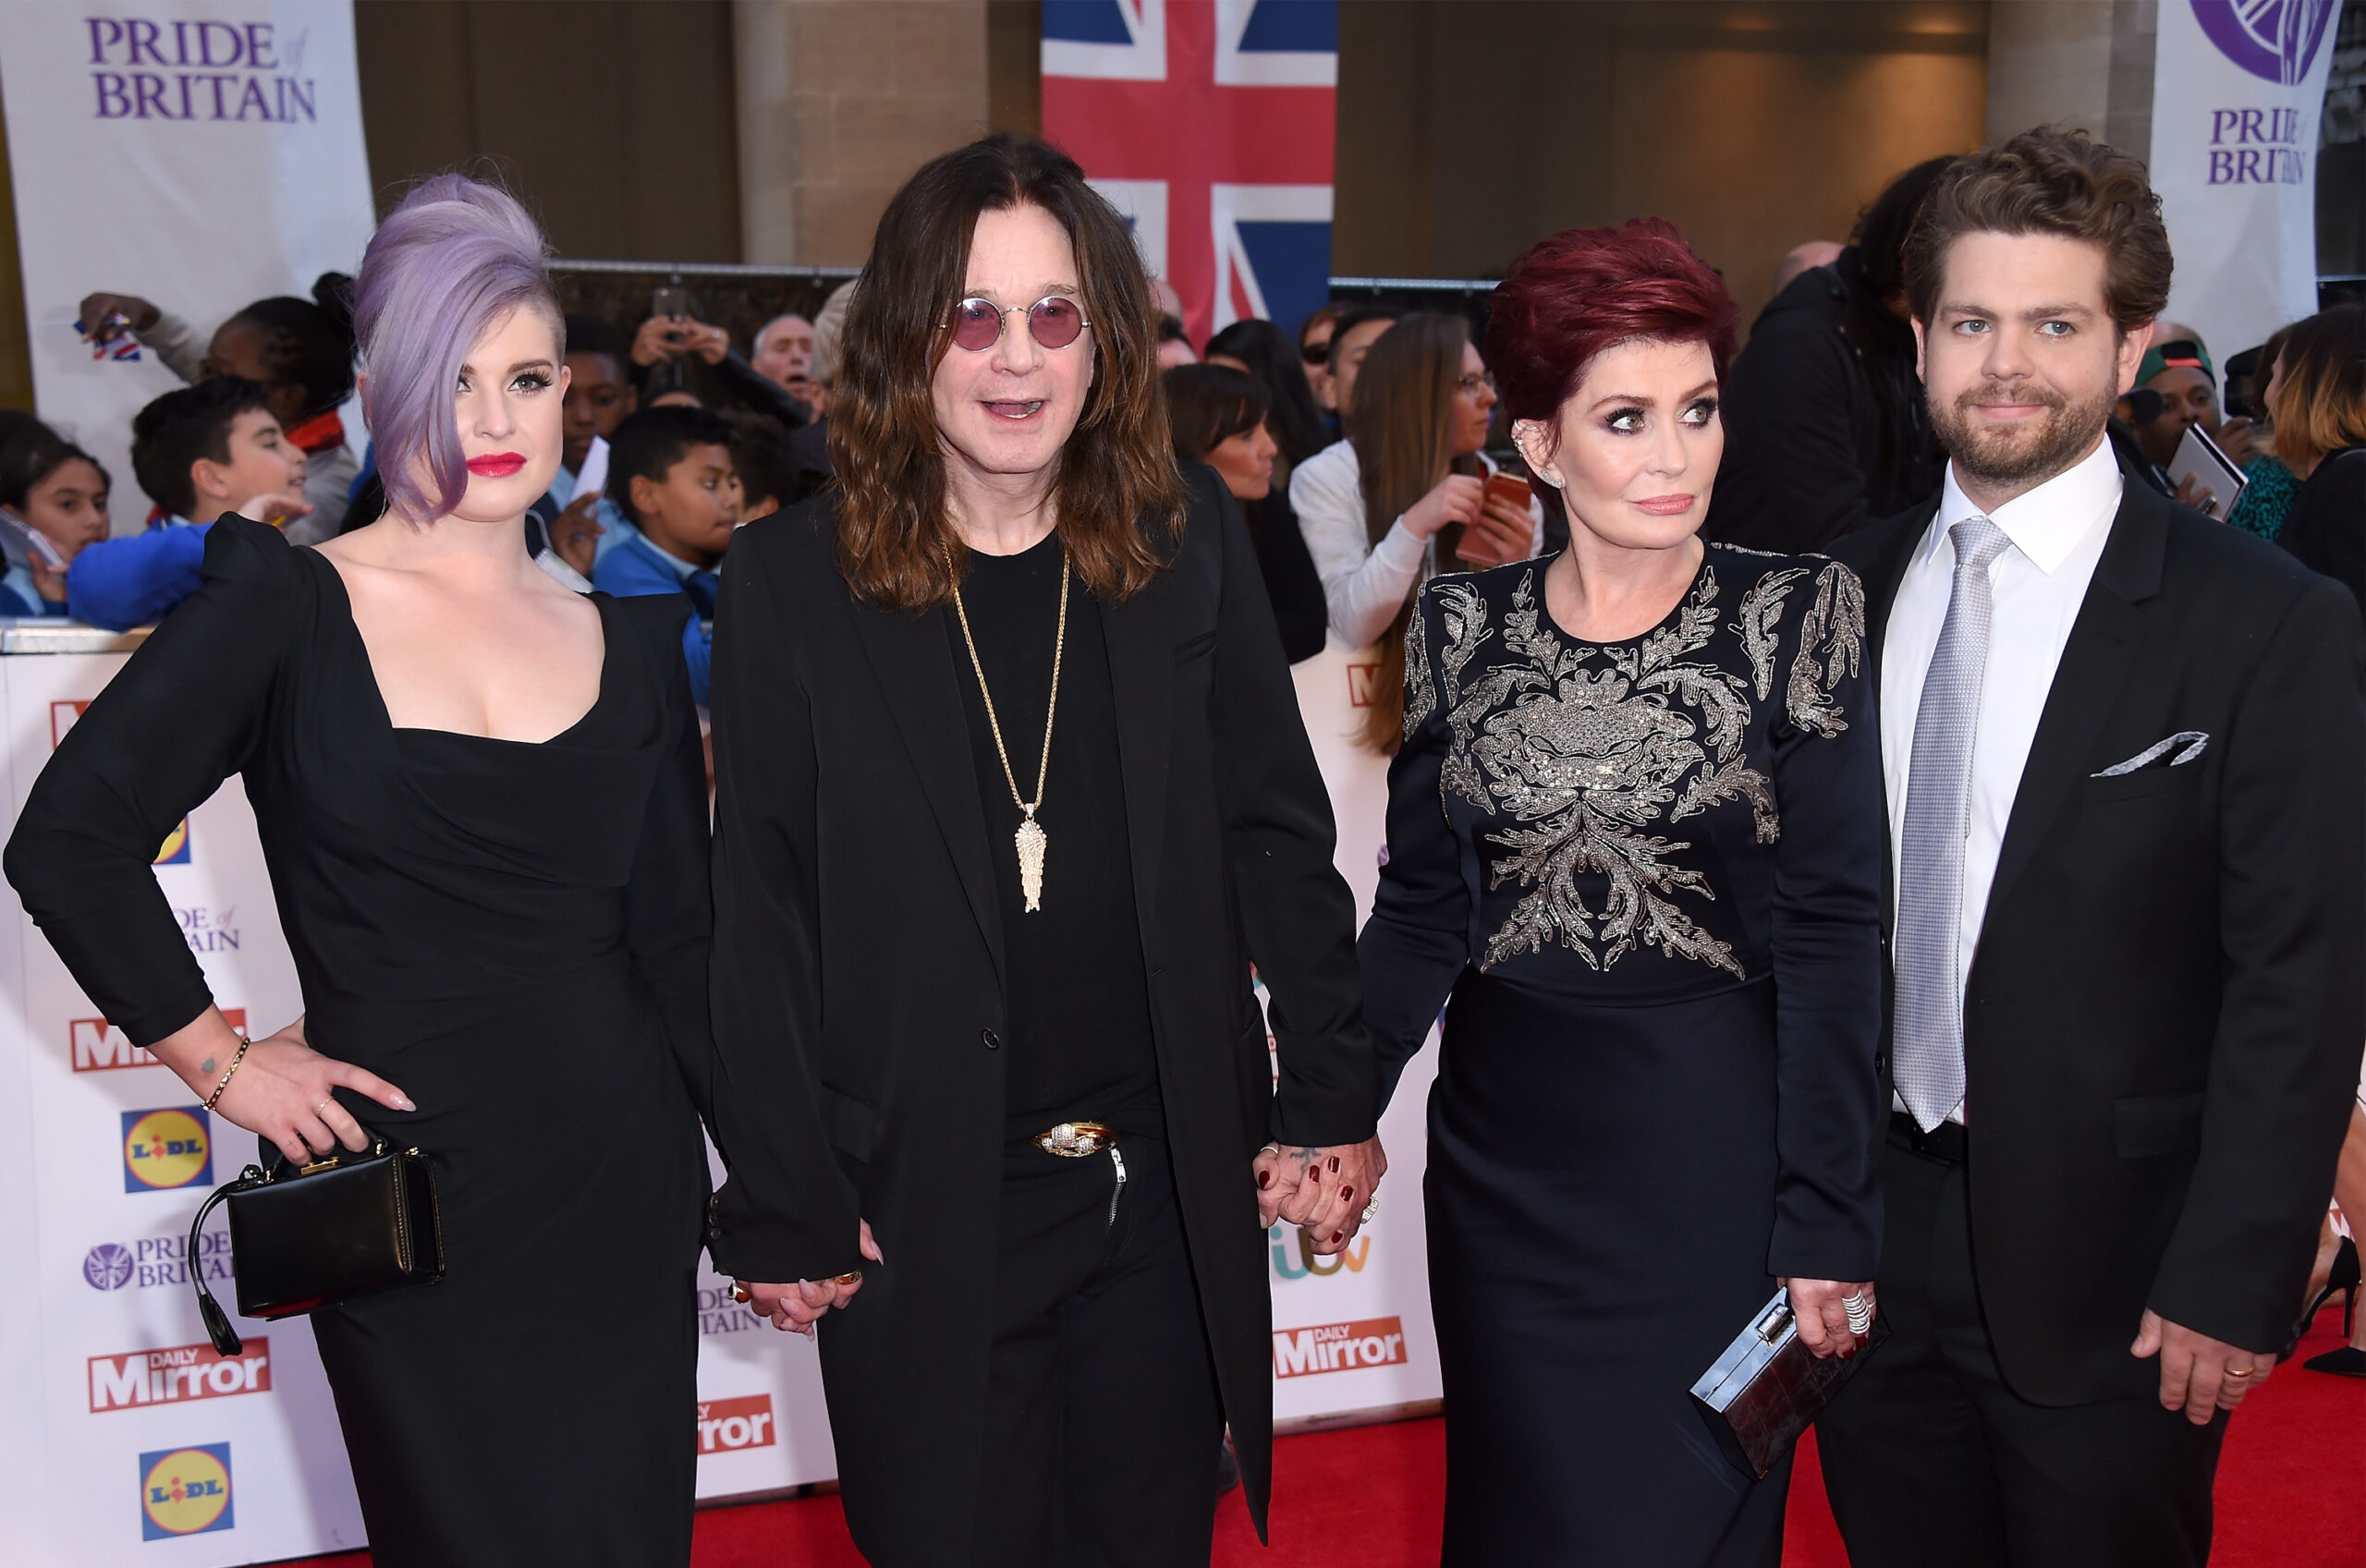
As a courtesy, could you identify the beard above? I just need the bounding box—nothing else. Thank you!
[1930,378,2115,492]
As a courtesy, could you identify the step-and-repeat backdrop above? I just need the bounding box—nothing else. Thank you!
[0,630,1440,1563]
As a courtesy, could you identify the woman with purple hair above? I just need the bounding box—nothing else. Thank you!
[6,176,713,1564]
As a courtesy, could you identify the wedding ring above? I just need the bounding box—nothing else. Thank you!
[2225,1366,2253,1379]
[730,1282,751,1304]
[1360,1195,1381,1225]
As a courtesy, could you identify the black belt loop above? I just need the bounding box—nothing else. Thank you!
[1891,1110,1968,1163]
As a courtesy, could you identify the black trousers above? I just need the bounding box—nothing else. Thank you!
[1817,1122,2226,1568]
[975,1130,1224,1567]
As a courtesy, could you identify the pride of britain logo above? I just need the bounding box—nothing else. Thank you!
[140,1442,234,1539]
[2192,0,2339,85]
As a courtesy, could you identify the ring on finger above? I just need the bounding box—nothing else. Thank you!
[730,1283,751,1305]
[2225,1366,2254,1380]
[1360,1194,1381,1225]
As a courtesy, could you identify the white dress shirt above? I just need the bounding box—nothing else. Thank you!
[1290,439,1544,650]
[1881,436,2122,1122]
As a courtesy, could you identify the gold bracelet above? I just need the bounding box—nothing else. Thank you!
[202,1034,252,1111]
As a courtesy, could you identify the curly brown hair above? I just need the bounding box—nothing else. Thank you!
[1903,127,2171,335]
[827,136,1183,609]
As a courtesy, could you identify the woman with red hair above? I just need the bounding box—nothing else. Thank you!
[1359,220,1888,1562]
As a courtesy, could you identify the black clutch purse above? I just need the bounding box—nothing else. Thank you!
[187,1128,444,1356]
[1690,1288,1886,1478]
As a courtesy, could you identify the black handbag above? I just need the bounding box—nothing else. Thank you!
[188,1127,445,1356]
[1689,1287,1887,1478]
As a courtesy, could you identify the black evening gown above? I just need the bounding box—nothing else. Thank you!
[4,517,713,1566]
[1360,544,1887,1565]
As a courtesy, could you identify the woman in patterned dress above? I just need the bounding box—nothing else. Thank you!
[1359,221,1888,1565]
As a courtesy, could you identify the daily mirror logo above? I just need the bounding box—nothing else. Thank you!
[1272,1316,1409,1379]
[75,1007,243,1072]
[140,1442,233,1539]
[91,1340,270,1413]
[695,1394,778,1457]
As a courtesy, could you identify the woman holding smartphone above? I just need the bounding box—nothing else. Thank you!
[6,176,713,1566]
[1287,311,1543,748]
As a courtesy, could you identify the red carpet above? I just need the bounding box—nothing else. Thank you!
[274,1306,2361,1567]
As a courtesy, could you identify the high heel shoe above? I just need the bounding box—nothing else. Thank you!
[2295,1234,2360,1345]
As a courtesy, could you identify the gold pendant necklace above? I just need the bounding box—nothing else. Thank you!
[951,548,1069,913]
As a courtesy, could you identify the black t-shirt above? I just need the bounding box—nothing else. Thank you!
[945,529,1163,1139]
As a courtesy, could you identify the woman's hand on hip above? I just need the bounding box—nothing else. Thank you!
[203,1019,415,1167]
[1783,1277,1873,1359]
[741,1221,884,1337]
[1399,474,1483,541]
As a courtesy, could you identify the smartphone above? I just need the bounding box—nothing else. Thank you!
[3,507,66,566]
[1452,472,1533,565]
[652,285,693,322]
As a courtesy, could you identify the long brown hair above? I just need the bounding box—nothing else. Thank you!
[828,136,1183,609]
[1349,312,1474,752]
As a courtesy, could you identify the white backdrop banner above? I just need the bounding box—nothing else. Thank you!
[0,631,1430,1562]
[0,0,376,526]
[2150,0,2345,363]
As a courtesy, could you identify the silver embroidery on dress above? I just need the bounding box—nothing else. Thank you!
[1403,602,1436,740]
[1786,562,1866,738]
[1444,567,1770,978]
[1734,567,1807,701]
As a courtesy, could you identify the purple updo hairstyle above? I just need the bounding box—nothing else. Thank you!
[352,174,561,522]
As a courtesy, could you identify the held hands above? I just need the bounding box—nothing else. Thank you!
[1399,474,1484,542]
[1782,1277,1875,1359]
[1255,1137,1386,1256]
[738,1221,884,1337]
[193,1015,416,1168]
[2132,1309,2272,1424]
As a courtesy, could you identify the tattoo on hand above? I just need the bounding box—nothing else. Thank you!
[200,1057,215,1075]
[1289,1148,1319,1167]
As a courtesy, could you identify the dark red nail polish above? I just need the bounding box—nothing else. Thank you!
[1258,1169,1272,1189]
[1340,1187,1354,1204]
[1328,1156,1340,1173]
[1328,1232,1342,1244]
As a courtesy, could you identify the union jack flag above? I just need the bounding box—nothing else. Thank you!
[1042,0,1336,346]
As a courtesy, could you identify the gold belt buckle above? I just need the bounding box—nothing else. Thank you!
[1033,1121,1118,1158]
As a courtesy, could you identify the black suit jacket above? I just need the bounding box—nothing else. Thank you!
[701,465,1374,1557]
[1833,478,2365,1404]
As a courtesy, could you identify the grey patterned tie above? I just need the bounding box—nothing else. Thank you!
[1894,516,2013,1131]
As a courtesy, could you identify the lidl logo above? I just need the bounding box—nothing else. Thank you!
[695,1394,777,1456]
[74,1008,242,1073]
[139,1442,233,1538]
[121,1107,212,1193]
[153,819,190,865]
[1272,1316,1409,1379]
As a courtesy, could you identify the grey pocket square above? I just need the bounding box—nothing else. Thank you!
[2093,731,2209,777]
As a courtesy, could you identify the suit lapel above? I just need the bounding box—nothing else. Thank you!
[1098,569,1175,940]
[851,602,1006,985]
[1980,485,2167,926]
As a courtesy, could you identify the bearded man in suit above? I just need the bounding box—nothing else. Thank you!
[1816,127,2366,1568]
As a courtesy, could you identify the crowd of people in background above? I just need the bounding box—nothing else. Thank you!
[0,120,2361,1568]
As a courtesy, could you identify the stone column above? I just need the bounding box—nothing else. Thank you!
[733,0,993,266]
[1985,0,2156,156]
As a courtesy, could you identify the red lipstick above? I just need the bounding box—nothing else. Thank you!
[466,453,527,478]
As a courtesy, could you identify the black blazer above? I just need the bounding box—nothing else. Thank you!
[1833,479,2366,1404]
[2279,445,2365,614]
[701,465,1374,1556]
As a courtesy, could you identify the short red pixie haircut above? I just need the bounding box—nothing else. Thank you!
[1486,218,1739,424]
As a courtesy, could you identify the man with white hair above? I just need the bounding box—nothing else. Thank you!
[751,312,818,406]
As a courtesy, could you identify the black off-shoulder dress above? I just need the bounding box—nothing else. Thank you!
[5,516,714,1566]
[1360,543,1888,1566]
